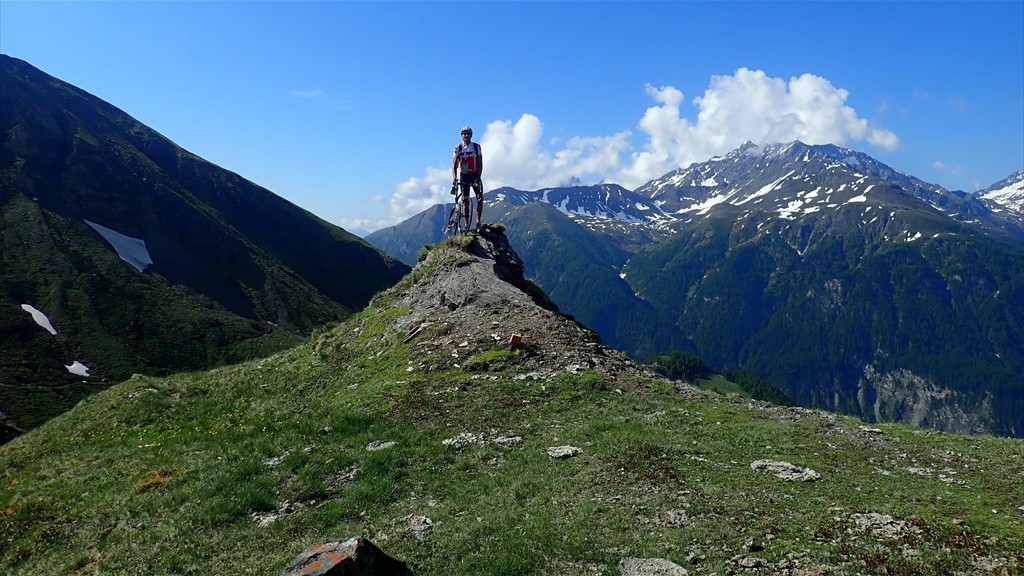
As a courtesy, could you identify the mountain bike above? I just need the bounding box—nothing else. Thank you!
[444,181,476,238]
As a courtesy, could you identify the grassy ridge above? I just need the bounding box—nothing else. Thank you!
[2,303,1023,575]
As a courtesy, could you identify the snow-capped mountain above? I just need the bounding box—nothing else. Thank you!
[979,170,1024,214]
[370,140,1024,437]
[636,141,1024,244]
[479,142,1022,249]
[487,183,676,252]
[492,183,674,226]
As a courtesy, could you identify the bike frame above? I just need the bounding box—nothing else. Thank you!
[444,182,475,237]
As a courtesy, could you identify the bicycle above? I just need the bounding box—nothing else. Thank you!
[444,181,476,238]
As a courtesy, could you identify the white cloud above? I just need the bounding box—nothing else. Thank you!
[389,165,454,220]
[482,115,631,190]
[380,68,900,229]
[615,69,901,185]
[384,116,631,226]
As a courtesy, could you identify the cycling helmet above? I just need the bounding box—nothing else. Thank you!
[460,126,473,136]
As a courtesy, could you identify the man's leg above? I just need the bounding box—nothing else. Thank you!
[461,183,472,230]
[474,180,484,228]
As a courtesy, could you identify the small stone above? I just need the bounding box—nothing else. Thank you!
[750,459,821,482]
[661,509,689,527]
[620,557,688,576]
[407,515,433,540]
[547,445,581,459]
[443,432,484,450]
[492,435,523,447]
[366,441,396,452]
[732,555,765,568]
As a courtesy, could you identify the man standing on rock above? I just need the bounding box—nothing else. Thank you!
[452,126,484,231]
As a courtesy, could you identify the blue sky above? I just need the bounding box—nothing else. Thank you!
[2,1,1022,234]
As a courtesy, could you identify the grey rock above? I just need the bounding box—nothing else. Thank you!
[619,557,688,575]
[750,459,821,481]
[547,445,581,459]
[281,536,412,575]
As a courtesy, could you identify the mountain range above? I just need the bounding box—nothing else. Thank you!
[3,51,1022,440]
[368,143,1024,437]
[0,55,409,440]
[0,54,1022,574]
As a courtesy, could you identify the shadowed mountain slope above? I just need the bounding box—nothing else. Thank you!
[0,55,409,438]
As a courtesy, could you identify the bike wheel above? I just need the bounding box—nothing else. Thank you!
[444,203,461,238]
[462,198,475,233]
[453,192,473,235]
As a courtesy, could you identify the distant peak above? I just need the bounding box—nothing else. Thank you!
[737,141,761,155]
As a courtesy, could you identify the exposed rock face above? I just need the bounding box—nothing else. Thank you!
[857,365,995,435]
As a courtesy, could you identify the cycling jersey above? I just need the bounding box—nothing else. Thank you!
[454,142,482,176]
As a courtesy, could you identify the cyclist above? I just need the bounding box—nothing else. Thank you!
[452,126,484,230]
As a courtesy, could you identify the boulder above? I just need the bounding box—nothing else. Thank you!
[282,537,412,576]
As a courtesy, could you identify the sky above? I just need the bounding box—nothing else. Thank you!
[2,1,1022,235]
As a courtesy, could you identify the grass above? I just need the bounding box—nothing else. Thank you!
[695,374,749,397]
[2,304,1023,575]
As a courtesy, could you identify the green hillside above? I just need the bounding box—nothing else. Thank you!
[3,230,1021,575]
[1,55,410,438]
[626,207,1024,437]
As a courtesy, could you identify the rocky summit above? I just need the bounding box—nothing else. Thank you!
[349,224,652,383]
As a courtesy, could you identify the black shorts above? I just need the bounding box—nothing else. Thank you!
[459,174,483,199]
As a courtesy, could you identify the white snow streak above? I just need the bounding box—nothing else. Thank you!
[85,220,153,272]
[736,170,797,205]
[65,361,90,377]
[21,304,57,335]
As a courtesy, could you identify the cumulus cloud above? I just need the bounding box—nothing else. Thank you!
[383,68,899,227]
[616,69,901,184]
[481,115,631,190]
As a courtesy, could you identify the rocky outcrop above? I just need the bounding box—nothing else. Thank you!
[362,225,656,382]
[282,537,412,576]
